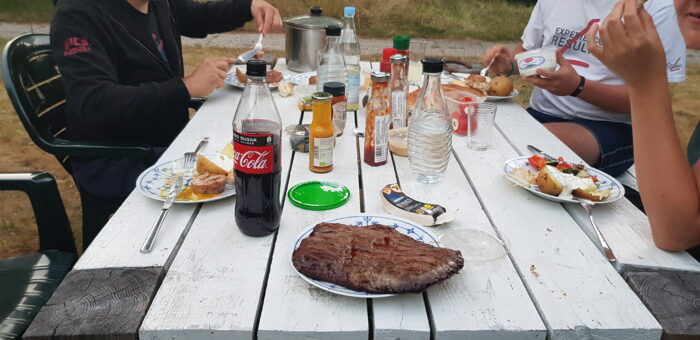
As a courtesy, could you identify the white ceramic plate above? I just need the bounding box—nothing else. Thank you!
[136,153,235,204]
[503,156,624,204]
[487,89,519,102]
[224,68,290,89]
[291,214,441,298]
[291,71,317,86]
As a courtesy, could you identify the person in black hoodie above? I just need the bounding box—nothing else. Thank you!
[51,0,281,246]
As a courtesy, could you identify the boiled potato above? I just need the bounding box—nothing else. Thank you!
[196,154,228,175]
[534,166,564,196]
[573,187,610,202]
[236,67,248,84]
[488,76,514,96]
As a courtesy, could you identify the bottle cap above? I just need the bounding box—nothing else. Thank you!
[312,91,332,101]
[325,25,341,36]
[344,6,356,18]
[390,54,407,64]
[310,6,323,16]
[323,82,345,97]
[246,59,267,77]
[371,71,390,82]
[382,48,397,62]
[393,36,410,50]
[421,58,444,73]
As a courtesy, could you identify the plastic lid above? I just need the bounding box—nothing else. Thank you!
[246,60,267,77]
[393,36,410,50]
[323,82,345,96]
[312,91,332,101]
[325,25,341,36]
[344,6,356,18]
[371,71,390,82]
[284,7,342,29]
[288,181,351,210]
[435,227,509,262]
[390,54,407,64]
[422,58,444,73]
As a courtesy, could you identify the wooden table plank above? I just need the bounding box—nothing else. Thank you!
[452,128,661,338]
[24,268,162,339]
[256,100,369,339]
[387,151,546,339]
[493,102,700,272]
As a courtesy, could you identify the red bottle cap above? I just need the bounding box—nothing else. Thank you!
[382,48,397,62]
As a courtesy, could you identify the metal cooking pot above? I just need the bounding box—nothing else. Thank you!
[284,7,342,73]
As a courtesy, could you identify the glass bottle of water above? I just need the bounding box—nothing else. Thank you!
[317,25,347,92]
[340,6,361,111]
[408,58,451,183]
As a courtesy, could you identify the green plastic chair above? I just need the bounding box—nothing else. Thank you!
[1,34,204,249]
[0,172,77,340]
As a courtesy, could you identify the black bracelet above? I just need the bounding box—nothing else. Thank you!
[570,76,586,97]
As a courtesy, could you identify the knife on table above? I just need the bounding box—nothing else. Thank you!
[527,144,558,162]
[140,174,184,253]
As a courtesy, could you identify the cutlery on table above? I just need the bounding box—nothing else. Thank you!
[480,57,495,78]
[527,144,557,162]
[235,33,264,64]
[141,174,184,253]
[140,137,208,253]
[575,197,617,264]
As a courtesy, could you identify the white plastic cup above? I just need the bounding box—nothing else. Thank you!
[467,102,497,151]
[514,47,557,77]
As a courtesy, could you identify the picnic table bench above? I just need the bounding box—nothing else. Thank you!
[24,60,700,340]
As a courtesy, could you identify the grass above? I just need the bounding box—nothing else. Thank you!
[1,0,534,41]
[1,41,699,259]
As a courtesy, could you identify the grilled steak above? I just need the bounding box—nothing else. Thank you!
[292,222,464,294]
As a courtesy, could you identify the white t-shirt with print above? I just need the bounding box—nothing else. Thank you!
[521,0,686,123]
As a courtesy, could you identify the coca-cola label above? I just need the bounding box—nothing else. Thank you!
[233,130,274,174]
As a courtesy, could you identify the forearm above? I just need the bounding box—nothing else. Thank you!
[629,83,700,250]
[577,82,630,113]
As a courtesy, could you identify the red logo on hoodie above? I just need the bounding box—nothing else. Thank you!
[64,37,91,56]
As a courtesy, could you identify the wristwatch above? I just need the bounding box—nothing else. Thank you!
[570,76,586,97]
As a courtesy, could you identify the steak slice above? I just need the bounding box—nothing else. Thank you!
[292,222,464,294]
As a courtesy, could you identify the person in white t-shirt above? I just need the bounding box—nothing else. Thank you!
[483,0,686,176]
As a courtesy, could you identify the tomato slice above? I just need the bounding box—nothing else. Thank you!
[590,176,599,183]
[556,162,573,170]
[460,96,475,103]
[528,155,546,169]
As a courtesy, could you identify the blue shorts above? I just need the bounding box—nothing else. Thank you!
[526,108,633,176]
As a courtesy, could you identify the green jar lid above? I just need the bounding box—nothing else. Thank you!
[288,181,350,210]
[393,36,410,50]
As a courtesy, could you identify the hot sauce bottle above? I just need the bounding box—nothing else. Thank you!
[323,82,347,137]
[364,72,391,166]
[309,92,334,173]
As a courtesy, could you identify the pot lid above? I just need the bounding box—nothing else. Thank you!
[284,7,343,29]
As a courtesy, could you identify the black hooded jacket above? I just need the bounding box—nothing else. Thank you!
[51,0,252,146]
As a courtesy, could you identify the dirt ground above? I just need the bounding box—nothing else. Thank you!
[0,44,698,258]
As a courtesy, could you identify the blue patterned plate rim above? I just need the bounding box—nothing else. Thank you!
[224,69,291,89]
[290,214,441,299]
[135,153,235,204]
[503,155,624,204]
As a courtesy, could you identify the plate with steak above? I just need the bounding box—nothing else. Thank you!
[291,214,464,298]
[136,153,235,203]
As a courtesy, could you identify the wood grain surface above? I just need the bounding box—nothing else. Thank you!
[23,267,162,339]
[624,269,700,339]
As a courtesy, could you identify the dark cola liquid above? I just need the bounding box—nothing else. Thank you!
[234,119,282,237]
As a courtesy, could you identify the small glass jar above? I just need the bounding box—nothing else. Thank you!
[323,82,347,137]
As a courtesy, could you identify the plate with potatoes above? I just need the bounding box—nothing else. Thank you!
[503,155,624,204]
[136,153,236,203]
[225,66,290,90]
[444,74,518,102]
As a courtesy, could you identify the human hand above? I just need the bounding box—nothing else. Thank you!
[251,0,282,36]
[586,0,666,86]
[524,51,580,96]
[483,45,513,75]
[183,57,234,98]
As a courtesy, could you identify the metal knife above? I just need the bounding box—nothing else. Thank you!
[140,175,184,253]
[527,145,557,161]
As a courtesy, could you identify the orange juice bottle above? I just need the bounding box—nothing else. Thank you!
[309,92,334,173]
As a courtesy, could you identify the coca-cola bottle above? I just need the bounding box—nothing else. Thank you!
[232,60,282,237]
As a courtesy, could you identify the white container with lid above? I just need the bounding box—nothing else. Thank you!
[514,47,557,77]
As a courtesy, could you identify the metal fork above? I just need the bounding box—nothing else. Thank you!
[235,33,264,64]
[480,57,495,77]
[182,137,209,171]
[575,197,616,264]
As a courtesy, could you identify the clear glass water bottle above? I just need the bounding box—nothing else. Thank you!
[317,25,347,92]
[340,6,361,112]
[408,58,452,184]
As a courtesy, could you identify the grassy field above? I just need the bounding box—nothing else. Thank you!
[0,0,534,41]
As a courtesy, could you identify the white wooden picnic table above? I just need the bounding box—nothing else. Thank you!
[24,60,700,340]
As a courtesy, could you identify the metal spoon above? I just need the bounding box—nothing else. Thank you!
[575,197,616,264]
[352,127,364,138]
[480,57,496,77]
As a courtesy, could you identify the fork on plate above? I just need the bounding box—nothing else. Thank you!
[182,137,209,172]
